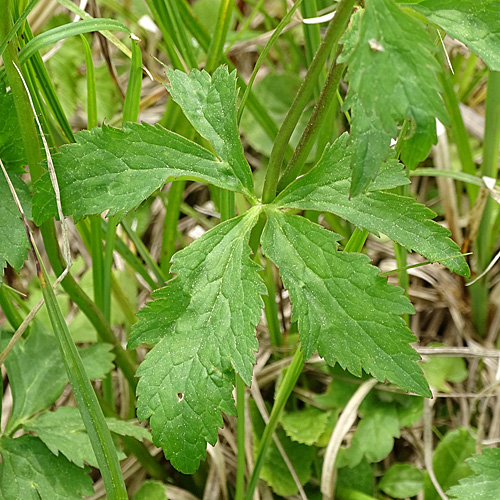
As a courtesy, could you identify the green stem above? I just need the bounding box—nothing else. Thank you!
[235,375,246,500]
[205,0,234,73]
[245,348,304,500]
[261,0,356,203]
[0,285,23,330]
[278,61,345,191]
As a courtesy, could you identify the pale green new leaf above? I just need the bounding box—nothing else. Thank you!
[130,209,265,473]
[379,463,424,498]
[0,176,31,279]
[23,407,151,468]
[411,1,500,71]
[32,122,249,224]
[339,0,447,194]
[261,210,430,396]
[447,449,500,500]
[167,66,254,195]
[274,134,469,277]
[0,435,93,500]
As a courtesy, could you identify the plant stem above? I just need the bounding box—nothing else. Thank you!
[205,0,234,73]
[278,61,345,191]
[235,375,246,500]
[261,0,356,203]
[245,348,304,500]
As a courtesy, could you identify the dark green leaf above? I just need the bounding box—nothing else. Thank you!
[0,435,93,499]
[339,0,447,194]
[130,210,265,473]
[32,122,249,224]
[274,134,469,277]
[448,449,500,500]
[411,0,500,71]
[0,176,31,278]
[167,66,254,196]
[261,210,431,396]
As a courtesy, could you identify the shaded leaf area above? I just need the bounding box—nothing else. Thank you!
[379,463,424,498]
[411,0,500,71]
[274,134,469,277]
[424,428,475,500]
[24,406,151,468]
[130,210,265,473]
[261,210,430,396]
[0,435,93,500]
[0,176,31,278]
[421,344,468,392]
[0,84,27,172]
[1,326,115,432]
[32,122,247,224]
[167,66,254,196]
[339,0,447,194]
[447,449,500,500]
[250,400,315,497]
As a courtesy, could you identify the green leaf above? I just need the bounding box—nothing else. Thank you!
[79,343,115,380]
[423,428,475,500]
[281,407,331,446]
[0,176,31,279]
[339,0,447,194]
[2,326,67,432]
[0,435,93,499]
[250,400,315,497]
[132,480,169,500]
[411,0,500,71]
[0,85,27,172]
[274,134,469,277]
[421,345,468,392]
[337,400,400,467]
[23,407,151,468]
[130,209,265,473]
[261,209,431,397]
[379,463,424,498]
[32,122,250,224]
[448,449,500,500]
[167,66,254,196]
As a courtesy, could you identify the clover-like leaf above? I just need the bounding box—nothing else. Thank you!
[411,0,500,71]
[339,0,447,194]
[167,66,254,195]
[32,123,250,224]
[261,210,430,396]
[130,209,265,473]
[0,435,93,500]
[274,134,469,277]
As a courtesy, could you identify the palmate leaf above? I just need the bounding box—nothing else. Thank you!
[129,209,265,473]
[274,134,469,277]
[339,0,447,195]
[0,435,93,500]
[447,449,500,500]
[411,0,500,71]
[261,210,430,396]
[167,66,254,195]
[32,122,249,224]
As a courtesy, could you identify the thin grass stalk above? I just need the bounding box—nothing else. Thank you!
[205,0,234,73]
[0,285,24,330]
[34,244,128,500]
[262,0,357,203]
[471,71,500,334]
